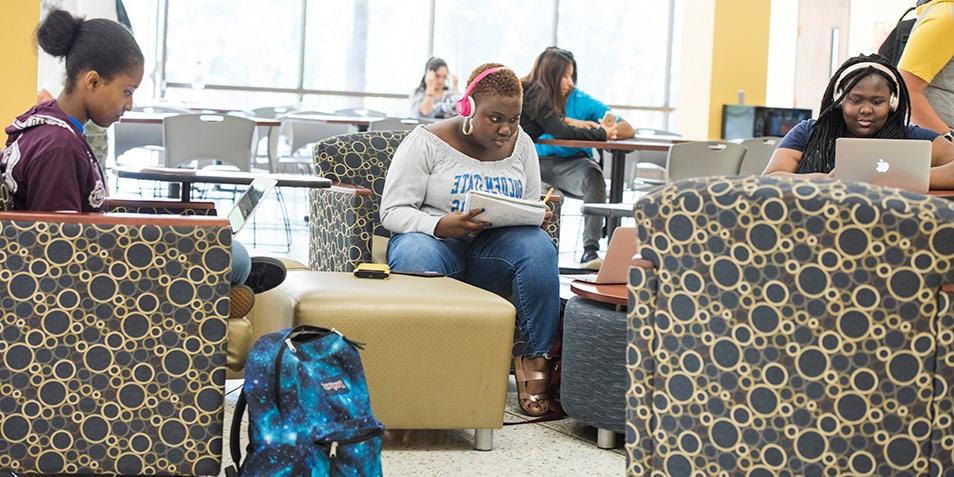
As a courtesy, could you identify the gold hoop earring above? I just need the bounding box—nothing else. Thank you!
[461,117,474,135]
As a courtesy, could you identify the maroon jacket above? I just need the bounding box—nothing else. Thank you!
[1,101,106,212]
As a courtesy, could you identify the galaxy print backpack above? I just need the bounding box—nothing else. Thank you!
[227,326,384,476]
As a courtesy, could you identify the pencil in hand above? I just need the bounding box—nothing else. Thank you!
[542,187,555,203]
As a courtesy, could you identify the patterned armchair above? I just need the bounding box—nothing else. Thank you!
[0,208,231,476]
[308,131,562,272]
[626,176,954,476]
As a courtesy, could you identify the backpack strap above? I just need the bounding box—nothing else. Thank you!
[271,328,297,415]
[898,5,916,22]
[225,390,248,477]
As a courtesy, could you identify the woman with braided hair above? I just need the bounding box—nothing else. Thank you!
[764,54,954,188]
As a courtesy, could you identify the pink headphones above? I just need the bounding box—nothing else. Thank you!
[455,66,508,118]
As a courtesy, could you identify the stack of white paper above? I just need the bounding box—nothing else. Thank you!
[464,190,547,228]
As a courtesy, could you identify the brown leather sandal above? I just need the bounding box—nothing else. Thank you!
[513,355,551,417]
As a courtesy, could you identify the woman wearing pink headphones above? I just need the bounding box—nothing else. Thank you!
[380,63,560,417]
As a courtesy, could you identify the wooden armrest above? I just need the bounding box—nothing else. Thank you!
[105,198,217,211]
[327,182,374,197]
[0,211,229,227]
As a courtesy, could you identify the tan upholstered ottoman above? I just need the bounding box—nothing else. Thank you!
[245,269,516,450]
[226,255,310,375]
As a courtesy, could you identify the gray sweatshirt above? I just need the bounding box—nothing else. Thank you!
[380,125,542,236]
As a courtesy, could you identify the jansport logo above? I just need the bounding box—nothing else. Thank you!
[321,377,349,395]
[875,159,890,173]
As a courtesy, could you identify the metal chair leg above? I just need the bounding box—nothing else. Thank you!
[473,429,493,451]
[275,188,292,253]
[596,428,617,449]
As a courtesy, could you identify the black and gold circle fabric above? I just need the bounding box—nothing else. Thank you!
[308,189,377,272]
[0,219,230,475]
[313,130,410,238]
[626,176,954,476]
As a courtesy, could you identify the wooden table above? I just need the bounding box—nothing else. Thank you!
[569,280,628,308]
[538,136,686,235]
[114,166,331,202]
[536,136,685,205]
[282,113,380,132]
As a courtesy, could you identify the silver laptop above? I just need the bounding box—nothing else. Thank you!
[834,138,931,193]
[227,178,278,234]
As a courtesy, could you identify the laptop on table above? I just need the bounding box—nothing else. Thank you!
[227,177,278,234]
[833,138,931,193]
[574,227,638,285]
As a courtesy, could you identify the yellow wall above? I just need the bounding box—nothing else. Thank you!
[0,0,41,142]
[707,0,772,139]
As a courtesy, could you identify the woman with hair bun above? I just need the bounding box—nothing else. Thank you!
[1,10,287,323]
[2,8,143,212]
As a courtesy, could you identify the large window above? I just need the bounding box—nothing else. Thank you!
[304,0,430,95]
[165,0,304,88]
[432,1,555,80]
[143,0,679,127]
[122,0,160,103]
[558,0,672,108]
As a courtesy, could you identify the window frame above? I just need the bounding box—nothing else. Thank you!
[154,0,678,122]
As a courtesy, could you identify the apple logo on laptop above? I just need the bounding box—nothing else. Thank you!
[875,159,890,173]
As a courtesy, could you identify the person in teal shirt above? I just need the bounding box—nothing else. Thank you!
[531,48,635,267]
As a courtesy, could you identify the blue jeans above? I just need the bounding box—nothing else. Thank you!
[231,240,251,285]
[387,226,560,358]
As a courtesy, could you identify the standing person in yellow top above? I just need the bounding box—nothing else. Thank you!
[898,0,954,141]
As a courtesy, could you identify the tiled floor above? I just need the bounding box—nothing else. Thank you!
[221,379,625,476]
